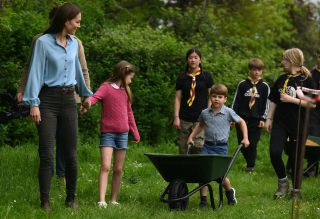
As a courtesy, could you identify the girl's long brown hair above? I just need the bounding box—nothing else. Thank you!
[108,60,135,103]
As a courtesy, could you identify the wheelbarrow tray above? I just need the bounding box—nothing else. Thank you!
[305,135,320,160]
[145,153,232,183]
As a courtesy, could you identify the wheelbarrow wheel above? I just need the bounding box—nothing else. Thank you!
[168,179,189,210]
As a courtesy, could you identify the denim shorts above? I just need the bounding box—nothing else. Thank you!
[100,132,128,150]
[202,143,228,155]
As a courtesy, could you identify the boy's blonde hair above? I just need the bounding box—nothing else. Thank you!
[108,60,135,103]
[283,48,310,78]
[248,58,264,70]
[210,84,228,97]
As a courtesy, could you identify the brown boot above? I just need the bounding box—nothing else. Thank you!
[40,201,51,212]
[65,196,78,209]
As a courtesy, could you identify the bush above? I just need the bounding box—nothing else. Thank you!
[82,25,191,144]
[0,1,297,146]
[0,9,46,145]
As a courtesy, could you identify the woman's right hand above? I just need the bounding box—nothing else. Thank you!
[30,106,41,124]
[82,98,91,109]
[80,98,91,115]
[172,116,180,129]
[265,119,272,133]
[16,92,23,103]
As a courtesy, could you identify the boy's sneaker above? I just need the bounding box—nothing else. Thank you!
[110,201,120,205]
[225,188,237,205]
[40,201,52,212]
[274,177,289,199]
[199,195,207,208]
[304,165,317,177]
[199,200,207,208]
[98,201,107,208]
[245,167,254,173]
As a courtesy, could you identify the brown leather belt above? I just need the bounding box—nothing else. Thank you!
[204,141,227,146]
[42,86,75,94]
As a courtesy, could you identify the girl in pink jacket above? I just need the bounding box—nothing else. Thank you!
[83,60,140,208]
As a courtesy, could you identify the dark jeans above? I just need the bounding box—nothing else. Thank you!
[236,119,262,168]
[37,88,78,202]
[270,121,301,180]
[55,128,65,177]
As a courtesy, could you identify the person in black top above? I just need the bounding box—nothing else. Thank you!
[232,58,270,173]
[173,48,213,154]
[305,48,320,176]
[265,48,315,199]
[172,48,213,208]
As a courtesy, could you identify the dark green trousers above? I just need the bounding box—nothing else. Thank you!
[37,87,78,202]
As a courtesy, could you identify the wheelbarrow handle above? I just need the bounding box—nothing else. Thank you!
[187,143,193,155]
[221,143,244,183]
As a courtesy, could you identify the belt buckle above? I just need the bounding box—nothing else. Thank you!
[61,88,68,94]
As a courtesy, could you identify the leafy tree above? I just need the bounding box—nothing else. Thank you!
[286,0,320,67]
[0,0,319,145]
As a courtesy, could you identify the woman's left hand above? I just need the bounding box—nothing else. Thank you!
[30,106,41,124]
[79,104,87,115]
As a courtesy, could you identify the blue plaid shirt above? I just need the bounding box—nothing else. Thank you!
[198,105,240,143]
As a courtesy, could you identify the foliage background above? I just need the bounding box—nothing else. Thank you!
[0,0,319,145]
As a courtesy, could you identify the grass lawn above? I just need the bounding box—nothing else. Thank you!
[0,130,319,218]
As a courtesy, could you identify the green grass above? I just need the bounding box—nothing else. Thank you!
[0,130,320,218]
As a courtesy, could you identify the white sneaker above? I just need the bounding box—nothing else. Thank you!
[110,201,120,205]
[98,201,107,208]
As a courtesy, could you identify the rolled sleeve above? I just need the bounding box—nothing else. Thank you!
[23,39,46,107]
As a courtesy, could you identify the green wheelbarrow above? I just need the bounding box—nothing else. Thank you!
[144,144,243,211]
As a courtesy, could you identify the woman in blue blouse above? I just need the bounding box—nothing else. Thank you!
[23,3,92,211]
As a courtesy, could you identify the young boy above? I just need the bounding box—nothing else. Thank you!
[187,84,249,206]
[232,58,270,173]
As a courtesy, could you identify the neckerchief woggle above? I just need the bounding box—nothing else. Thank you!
[186,68,201,107]
[248,76,261,109]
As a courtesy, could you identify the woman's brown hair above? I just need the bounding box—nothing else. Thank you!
[44,3,81,34]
